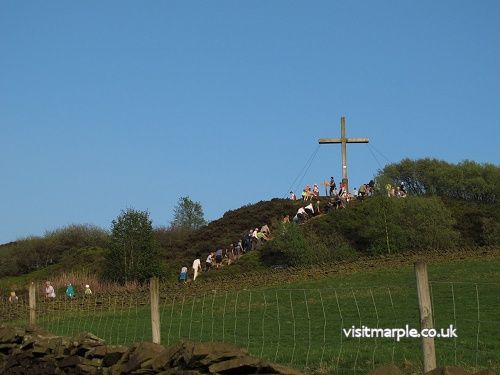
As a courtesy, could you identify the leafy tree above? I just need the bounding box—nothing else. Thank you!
[171,196,207,230]
[376,158,500,203]
[105,208,162,283]
[330,195,459,254]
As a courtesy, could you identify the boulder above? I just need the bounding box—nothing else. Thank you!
[122,342,165,373]
[58,354,82,368]
[77,363,99,374]
[207,355,262,373]
[102,347,128,367]
[0,326,25,344]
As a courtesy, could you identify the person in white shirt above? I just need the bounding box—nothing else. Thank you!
[294,207,308,224]
[192,257,202,281]
[305,203,315,216]
[352,188,358,198]
[45,281,56,299]
[205,253,213,271]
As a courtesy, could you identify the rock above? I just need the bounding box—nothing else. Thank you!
[32,337,62,356]
[0,343,17,353]
[370,364,402,375]
[123,342,165,373]
[157,371,203,375]
[0,326,25,344]
[426,366,472,375]
[72,332,105,346]
[141,358,154,369]
[103,348,128,367]
[193,341,248,367]
[0,328,306,375]
[81,357,103,367]
[58,354,82,368]
[110,363,126,375]
[208,355,262,373]
[152,342,188,370]
[77,363,99,374]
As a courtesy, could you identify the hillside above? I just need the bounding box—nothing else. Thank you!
[1,158,499,287]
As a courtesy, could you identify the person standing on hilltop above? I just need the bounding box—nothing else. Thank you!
[329,177,336,196]
[313,184,320,197]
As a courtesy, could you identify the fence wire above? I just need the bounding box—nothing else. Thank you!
[1,281,499,373]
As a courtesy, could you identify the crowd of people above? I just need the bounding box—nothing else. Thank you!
[180,176,394,281]
[6,281,93,303]
[287,177,379,222]
[385,182,407,198]
[178,225,272,283]
[5,176,408,293]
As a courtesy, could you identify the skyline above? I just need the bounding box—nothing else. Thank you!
[1,1,499,243]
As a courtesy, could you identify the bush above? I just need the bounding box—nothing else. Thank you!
[330,195,459,254]
[377,158,500,202]
[480,217,500,246]
[262,223,331,266]
[104,209,162,284]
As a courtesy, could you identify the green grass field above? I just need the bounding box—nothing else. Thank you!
[3,255,499,374]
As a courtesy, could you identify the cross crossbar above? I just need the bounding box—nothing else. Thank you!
[319,137,369,144]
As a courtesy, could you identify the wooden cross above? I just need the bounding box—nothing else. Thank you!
[318,116,369,193]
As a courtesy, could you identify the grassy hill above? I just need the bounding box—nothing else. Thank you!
[3,249,499,374]
[1,192,499,291]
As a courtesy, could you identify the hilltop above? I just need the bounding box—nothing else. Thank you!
[1,158,499,289]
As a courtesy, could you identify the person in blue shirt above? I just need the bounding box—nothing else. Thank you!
[179,267,188,283]
[65,283,75,298]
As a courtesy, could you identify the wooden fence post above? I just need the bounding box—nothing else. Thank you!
[150,277,161,344]
[29,282,36,327]
[415,262,436,373]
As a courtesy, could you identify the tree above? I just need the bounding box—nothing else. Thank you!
[331,195,459,254]
[376,158,500,203]
[171,196,207,230]
[104,208,162,284]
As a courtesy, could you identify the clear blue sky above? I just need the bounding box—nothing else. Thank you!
[1,1,499,243]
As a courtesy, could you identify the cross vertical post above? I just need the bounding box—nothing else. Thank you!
[319,117,369,193]
[340,116,348,189]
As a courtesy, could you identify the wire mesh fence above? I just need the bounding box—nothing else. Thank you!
[1,278,499,373]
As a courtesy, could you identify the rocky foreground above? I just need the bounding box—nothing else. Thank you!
[0,325,302,374]
[0,326,497,374]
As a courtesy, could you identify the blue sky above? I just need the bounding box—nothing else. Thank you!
[1,1,499,243]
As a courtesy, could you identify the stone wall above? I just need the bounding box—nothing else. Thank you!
[0,325,303,374]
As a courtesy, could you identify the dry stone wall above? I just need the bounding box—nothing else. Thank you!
[0,325,303,374]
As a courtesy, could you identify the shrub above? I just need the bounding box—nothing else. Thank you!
[330,195,459,254]
[104,208,162,284]
[262,223,331,266]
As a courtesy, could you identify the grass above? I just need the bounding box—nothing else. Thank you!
[3,254,499,374]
